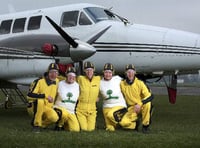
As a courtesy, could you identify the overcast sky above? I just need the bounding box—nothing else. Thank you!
[1,0,200,34]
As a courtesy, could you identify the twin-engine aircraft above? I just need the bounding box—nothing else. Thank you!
[0,3,200,107]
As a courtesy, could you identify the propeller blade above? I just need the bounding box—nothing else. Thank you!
[87,25,111,44]
[45,16,78,48]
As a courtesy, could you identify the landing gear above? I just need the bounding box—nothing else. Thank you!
[4,95,12,109]
[0,81,28,109]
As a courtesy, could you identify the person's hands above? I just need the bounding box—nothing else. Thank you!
[47,96,54,103]
[134,104,141,114]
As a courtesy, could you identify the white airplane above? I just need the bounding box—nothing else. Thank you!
[0,3,200,107]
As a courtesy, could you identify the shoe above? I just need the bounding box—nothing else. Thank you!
[106,125,115,131]
[115,123,121,129]
[32,126,41,133]
[142,125,150,134]
[31,118,34,127]
[135,119,140,132]
[54,126,63,131]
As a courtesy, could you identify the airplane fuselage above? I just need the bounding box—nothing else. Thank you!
[0,3,200,84]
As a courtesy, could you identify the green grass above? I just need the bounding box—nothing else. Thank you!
[0,95,200,148]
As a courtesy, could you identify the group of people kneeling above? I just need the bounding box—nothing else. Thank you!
[26,61,153,133]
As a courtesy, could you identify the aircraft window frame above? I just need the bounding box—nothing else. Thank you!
[0,19,13,34]
[12,18,26,33]
[79,11,92,25]
[61,11,79,27]
[27,15,42,30]
[84,7,116,23]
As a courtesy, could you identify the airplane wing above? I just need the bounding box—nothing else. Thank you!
[0,47,53,59]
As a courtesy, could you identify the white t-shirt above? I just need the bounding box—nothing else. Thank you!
[100,76,127,108]
[54,80,79,114]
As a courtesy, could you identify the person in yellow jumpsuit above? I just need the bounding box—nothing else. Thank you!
[76,61,100,131]
[100,63,135,131]
[27,63,59,132]
[54,67,80,132]
[120,64,154,133]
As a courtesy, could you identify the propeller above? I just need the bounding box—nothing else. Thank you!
[45,16,78,48]
[46,16,111,46]
[45,16,111,74]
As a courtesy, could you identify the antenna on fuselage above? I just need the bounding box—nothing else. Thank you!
[108,7,113,11]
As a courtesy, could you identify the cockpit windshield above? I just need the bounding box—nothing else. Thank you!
[84,7,130,24]
[84,7,119,23]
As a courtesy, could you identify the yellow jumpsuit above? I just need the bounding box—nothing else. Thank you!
[120,77,152,126]
[54,80,80,132]
[27,78,59,127]
[27,78,40,117]
[100,76,134,131]
[76,75,100,131]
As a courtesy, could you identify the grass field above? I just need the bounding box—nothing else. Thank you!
[0,95,200,148]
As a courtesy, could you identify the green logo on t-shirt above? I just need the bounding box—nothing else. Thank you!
[105,89,118,100]
[62,92,76,104]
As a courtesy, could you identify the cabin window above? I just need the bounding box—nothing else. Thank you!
[79,12,92,25]
[61,11,79,27]
[28,15,42,30]
[0,20,12,34]
[12,18,26,33]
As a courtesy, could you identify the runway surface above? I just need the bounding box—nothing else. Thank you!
[150,86,200,96]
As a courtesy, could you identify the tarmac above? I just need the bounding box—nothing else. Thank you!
[150,86,200,96]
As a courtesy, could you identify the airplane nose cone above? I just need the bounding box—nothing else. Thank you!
[70,40,96,62]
